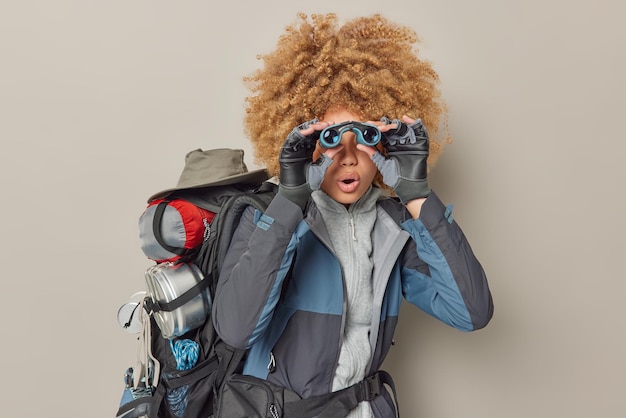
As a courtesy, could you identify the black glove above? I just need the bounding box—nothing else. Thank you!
[278,119,321,210]
[371,118,430,203]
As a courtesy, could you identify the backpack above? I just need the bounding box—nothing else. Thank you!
[116,148,400,418]
[116,176,277,418]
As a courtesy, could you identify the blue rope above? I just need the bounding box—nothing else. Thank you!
[170,339,200,370]
[166,339,200,417]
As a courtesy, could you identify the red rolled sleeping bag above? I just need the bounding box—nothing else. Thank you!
[138,198,215,263]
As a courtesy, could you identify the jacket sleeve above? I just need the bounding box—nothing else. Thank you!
[212,194,306,349]
[400,191,493,331]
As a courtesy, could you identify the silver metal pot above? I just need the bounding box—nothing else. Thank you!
[144,262,211,339]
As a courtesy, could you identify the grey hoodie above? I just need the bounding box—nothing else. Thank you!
[312,187,381,418]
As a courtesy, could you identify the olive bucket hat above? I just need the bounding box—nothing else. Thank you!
[147,148,268,202]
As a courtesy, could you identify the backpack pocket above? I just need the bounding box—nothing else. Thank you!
[160,355,219,418]
[149,318,221,418]
[215,374,301,418]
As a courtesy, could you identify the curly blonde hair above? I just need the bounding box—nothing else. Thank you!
[244,13,448,179]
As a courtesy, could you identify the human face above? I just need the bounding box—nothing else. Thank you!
[314,109,379,205]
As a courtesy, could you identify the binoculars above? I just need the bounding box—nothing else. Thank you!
[319,121,382,148]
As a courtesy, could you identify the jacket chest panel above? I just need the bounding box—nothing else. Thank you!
[283,232,344,316]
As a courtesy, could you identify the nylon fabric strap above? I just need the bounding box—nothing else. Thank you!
[147,277,210,313]
[213,343,247,391]
[282,388,358,418]
[162,355,219,390]
[214,191,276,273]
[153,200,190,256]
[363,371,399,418]
[282,370,399,418]
[135,298,160,389]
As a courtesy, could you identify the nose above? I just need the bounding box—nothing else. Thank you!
[337,133,358,166]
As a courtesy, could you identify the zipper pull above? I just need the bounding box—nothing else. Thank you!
[269,403,280,418]
[350,216,357,241]
[203,218,211,241]
[267,351,276,373]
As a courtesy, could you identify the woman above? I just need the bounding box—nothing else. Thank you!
[212,13,493,418]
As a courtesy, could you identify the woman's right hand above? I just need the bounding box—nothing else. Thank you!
[278,119,332,210]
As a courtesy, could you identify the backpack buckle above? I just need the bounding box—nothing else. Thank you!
[358,373,382,402]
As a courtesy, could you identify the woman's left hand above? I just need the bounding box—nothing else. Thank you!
[364,115,431,204]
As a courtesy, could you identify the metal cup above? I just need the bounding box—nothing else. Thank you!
[144,262,211,339]
[117,291,148,334]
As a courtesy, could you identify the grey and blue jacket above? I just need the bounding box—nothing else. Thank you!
[212,189,493,418]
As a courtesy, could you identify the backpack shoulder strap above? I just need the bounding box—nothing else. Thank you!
[194,182,277,290]
[213,182,277,273]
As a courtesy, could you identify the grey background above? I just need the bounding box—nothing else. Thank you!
[1,1,624,417]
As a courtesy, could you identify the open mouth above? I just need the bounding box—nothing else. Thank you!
[337,174,359,192]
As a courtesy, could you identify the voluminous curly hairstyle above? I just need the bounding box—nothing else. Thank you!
[244,13,448,178]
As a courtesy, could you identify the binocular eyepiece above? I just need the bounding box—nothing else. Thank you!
[319,121,382,148]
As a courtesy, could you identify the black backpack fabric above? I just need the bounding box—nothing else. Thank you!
[116,181,277,418]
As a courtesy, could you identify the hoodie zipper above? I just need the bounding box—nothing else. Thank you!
[349,216,357,241]
[330,209,359,392]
